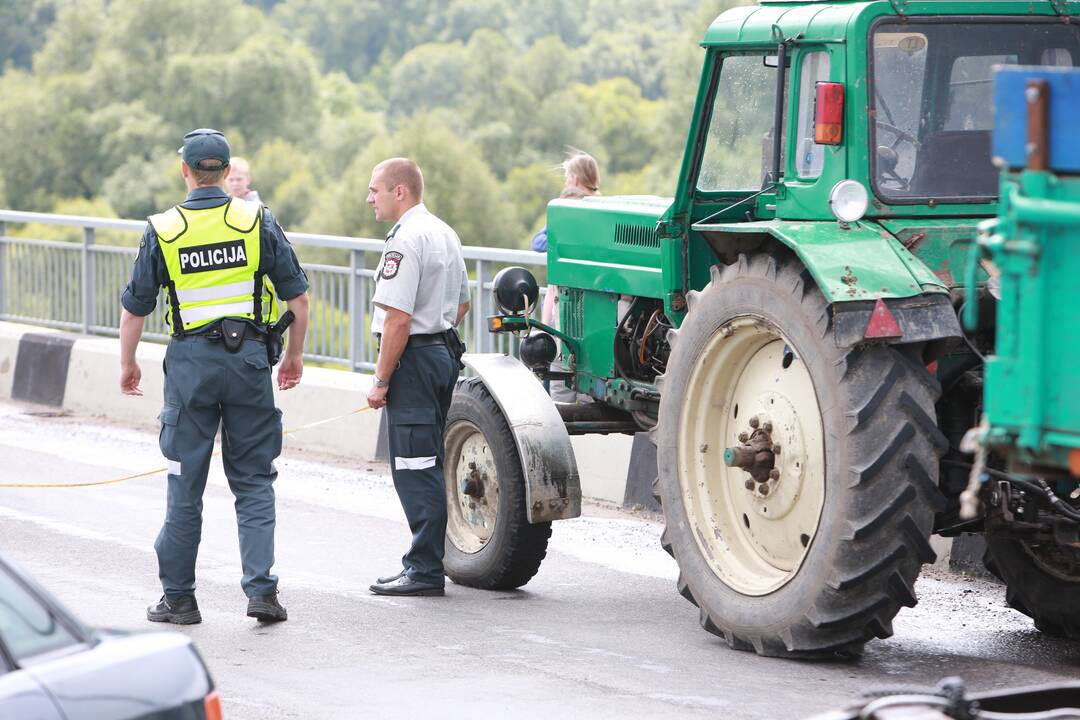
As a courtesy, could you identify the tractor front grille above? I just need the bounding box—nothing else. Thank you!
[563,288,585,339]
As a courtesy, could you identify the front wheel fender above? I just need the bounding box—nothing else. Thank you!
[461,354,581,522]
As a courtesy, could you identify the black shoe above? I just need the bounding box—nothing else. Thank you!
[369,575,445,597]
[147,595,202,625]
[247,592,288,622]
[377,569,407,584]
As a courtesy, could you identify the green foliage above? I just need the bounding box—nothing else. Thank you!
[1,0,754,249]
[316,116,519,249]
[0,0,56,71]
[506,163,565,234]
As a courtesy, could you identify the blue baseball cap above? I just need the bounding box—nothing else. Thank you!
[178,128,230,171]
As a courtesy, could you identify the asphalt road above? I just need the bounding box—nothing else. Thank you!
[1,401,1077,719]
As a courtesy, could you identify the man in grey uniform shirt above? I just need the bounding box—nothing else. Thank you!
[365,157,469,597]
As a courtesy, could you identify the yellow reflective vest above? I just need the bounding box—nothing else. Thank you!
[149,198,279,335]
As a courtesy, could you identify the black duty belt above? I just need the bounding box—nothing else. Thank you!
[407,332,448,348]
[375,331,448,349]
[175,321,267,344]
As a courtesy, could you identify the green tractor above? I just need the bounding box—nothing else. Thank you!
[442,0,1080,658]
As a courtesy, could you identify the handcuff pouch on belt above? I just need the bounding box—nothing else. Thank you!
[445,327,466,370]
[219,318,249,353]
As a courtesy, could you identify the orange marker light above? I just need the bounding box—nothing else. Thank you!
[489,317,503,331]
[1069,448,1080,477]
[204,691,223,720]
[815,82,844,145]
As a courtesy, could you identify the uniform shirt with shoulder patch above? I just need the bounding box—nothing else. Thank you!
[371,203,469,335]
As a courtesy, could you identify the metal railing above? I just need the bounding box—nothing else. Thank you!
[0,209,545,371]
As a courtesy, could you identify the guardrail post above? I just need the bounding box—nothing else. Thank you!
[81,226,95,333]
[349,249,364,372]
[0,221,6,318]
[473,259,490,354]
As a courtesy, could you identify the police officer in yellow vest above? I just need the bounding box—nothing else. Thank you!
[119,129,310,625]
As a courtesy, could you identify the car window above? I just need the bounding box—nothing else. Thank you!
[0,567,79,663]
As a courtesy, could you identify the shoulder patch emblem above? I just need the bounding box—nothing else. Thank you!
[382,251,404,279]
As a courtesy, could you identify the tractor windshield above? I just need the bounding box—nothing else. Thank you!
[870,19,1080,203]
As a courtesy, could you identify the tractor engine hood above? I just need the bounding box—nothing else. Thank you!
[546,195,671,296]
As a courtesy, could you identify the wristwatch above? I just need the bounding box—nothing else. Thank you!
[373,374,390,388]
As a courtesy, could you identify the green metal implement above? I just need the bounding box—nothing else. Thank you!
[972,66,1080,469]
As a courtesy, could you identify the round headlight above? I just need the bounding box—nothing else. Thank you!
[828,180,869,224]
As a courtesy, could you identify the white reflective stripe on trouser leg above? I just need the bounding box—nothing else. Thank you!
[166,459,182,475]
[175,279,255,304]
[395,456,437,470]
[179,300,255,325]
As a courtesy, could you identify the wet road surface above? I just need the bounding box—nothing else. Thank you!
[1,402,1077,719]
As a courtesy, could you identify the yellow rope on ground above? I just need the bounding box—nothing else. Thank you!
[0,406,373,489]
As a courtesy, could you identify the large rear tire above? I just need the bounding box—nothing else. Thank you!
[443,377,552,590]
[654,252,947,657]
[984,533,1080,638]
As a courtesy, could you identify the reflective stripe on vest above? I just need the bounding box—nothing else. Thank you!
[174,279,256,304]
[181,300,256,325]
[150,198,279,334]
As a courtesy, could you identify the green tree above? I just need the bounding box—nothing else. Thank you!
[388,42,469,117]
[0,0,56,71]
[571,78,664,174]
[31,0,102,75]
[515,36,576,103]
[510,0,587,47]
[315,116,521,249]
[505,162,565,235]
[440,0,511,43]
[102,156,185,220]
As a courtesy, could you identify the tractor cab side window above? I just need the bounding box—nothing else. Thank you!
[794,51,831,179]
[697,54,789,193]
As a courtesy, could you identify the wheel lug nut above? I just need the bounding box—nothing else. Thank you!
[772,444,781,455]
[749,416,760,429]
[759,484,771,496]
[468,462,477,470]
[738,432,750,443]
[762,421,772,433]
[744,479,755,490]
[769,468,781,481]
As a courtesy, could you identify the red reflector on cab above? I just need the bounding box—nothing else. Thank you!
[815,82,844,145]
[865,299,903,339]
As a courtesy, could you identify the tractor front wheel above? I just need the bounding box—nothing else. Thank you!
[443,377,552,590]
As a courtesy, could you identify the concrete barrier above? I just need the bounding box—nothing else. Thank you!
[0,321,621,500]
[0,322,64,402]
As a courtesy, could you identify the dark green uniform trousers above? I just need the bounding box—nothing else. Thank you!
[385,342,458,586]
[156,334,283,599]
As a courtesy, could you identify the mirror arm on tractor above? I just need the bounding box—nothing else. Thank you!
[487,314,581,369]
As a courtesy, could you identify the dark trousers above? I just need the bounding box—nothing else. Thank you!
[156,336,282,599]
[385,343,458,585]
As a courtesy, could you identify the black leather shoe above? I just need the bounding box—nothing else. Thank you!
[377,569,407,584]
[247,593,288,622]
[370,575,445,597]
[147,595,201,625]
